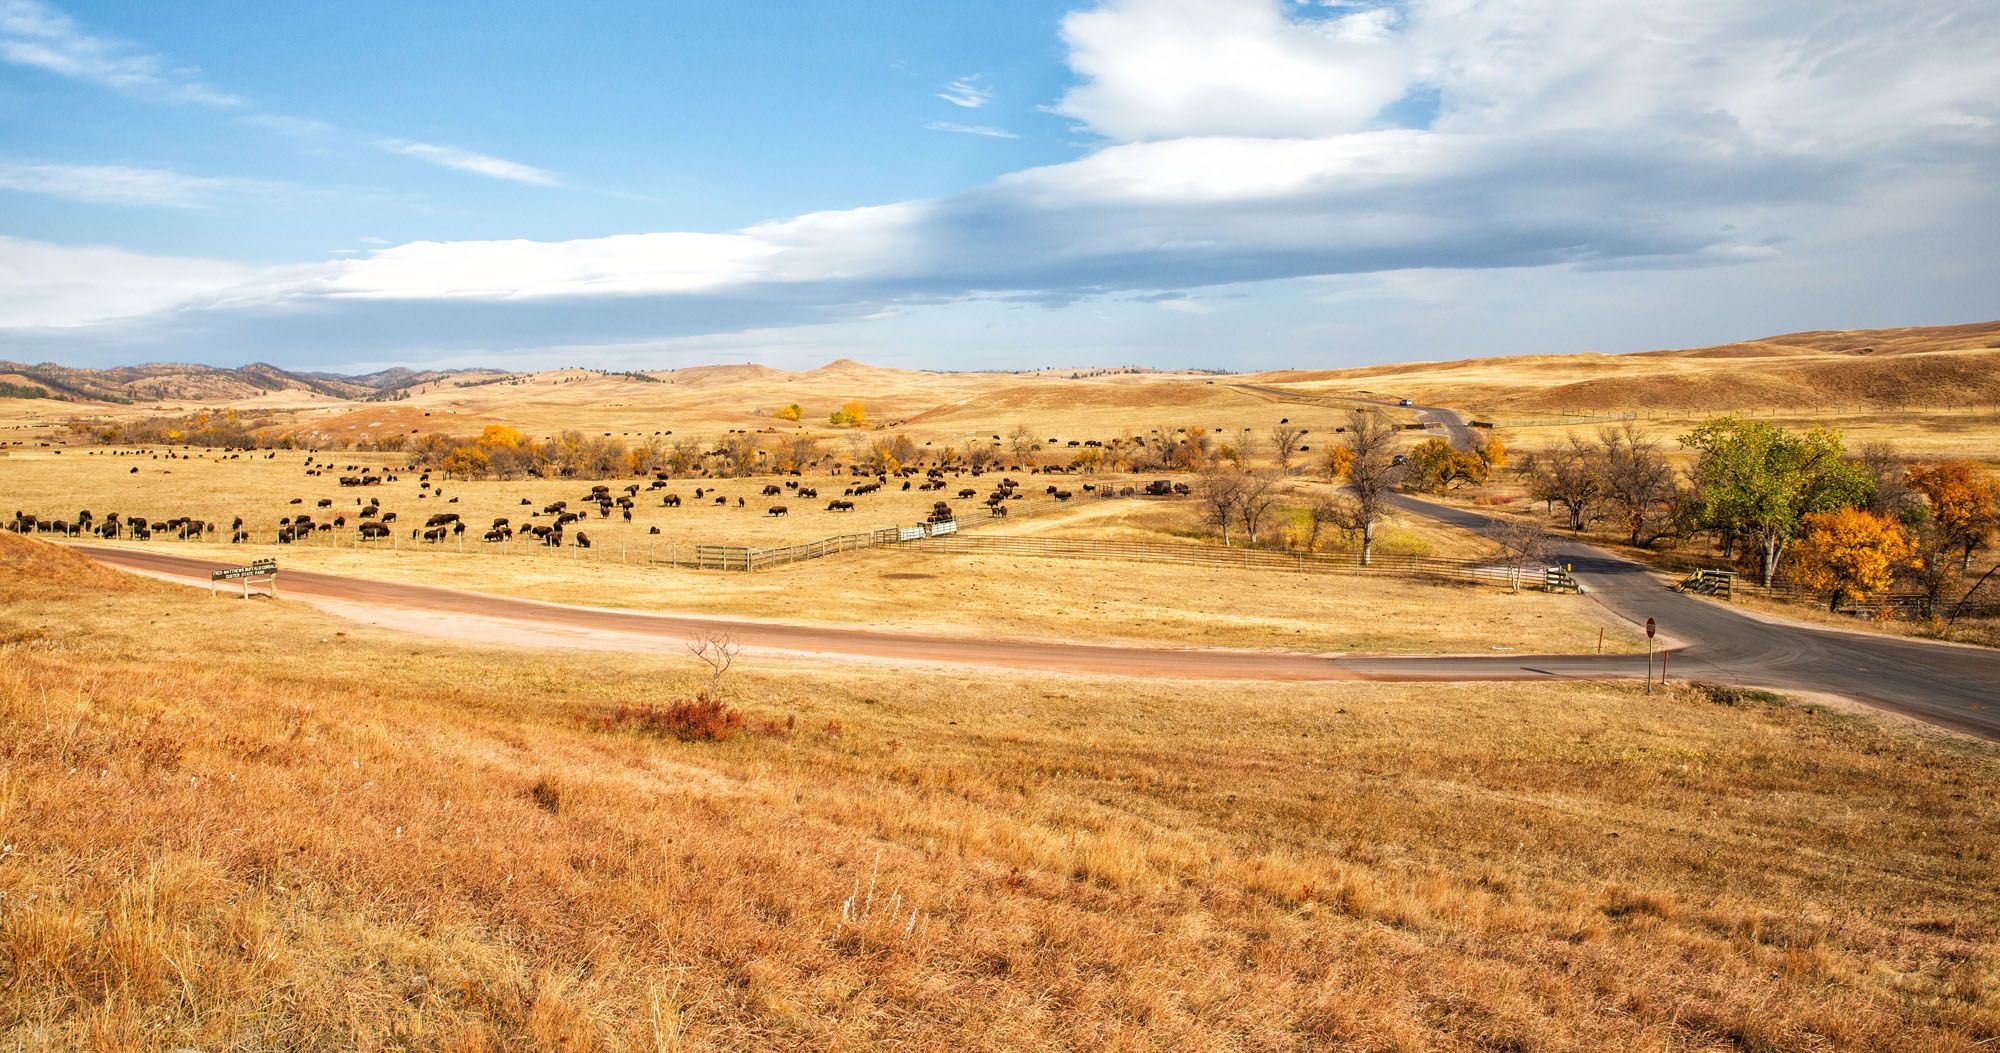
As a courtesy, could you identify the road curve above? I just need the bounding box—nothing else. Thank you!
[77,544,1368,681]
[69,526,2000,740]
[1375,494,2000,741]
[1235,382,2000,739]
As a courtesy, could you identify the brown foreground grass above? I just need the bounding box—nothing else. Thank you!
[2,533,1998,1050]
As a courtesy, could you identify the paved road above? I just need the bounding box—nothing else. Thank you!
[1366,494,2000,740]
[1236,381,2000,739]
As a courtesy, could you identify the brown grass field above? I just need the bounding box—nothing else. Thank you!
[3,533,1997,1050]
[5,322,2000,1049]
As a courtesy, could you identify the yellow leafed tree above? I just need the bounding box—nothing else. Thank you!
[1789,508,1915,612]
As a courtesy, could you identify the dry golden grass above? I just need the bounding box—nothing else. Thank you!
[76,536,1634,655]
[2,532,1997,1050]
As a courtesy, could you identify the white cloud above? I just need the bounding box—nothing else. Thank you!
[1053,0,1412,140]
[0,161,245,207]
[5,0,1997,369]
[924,121,1019,139]
[375,138,561,186]
[318,232,778,300]
[0,236,253,328]
[0,0,242,106]
[936,74,993,108]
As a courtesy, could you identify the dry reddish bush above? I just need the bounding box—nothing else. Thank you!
[595,694,744,741]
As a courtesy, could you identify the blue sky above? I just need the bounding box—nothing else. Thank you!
[1,0,1996,372]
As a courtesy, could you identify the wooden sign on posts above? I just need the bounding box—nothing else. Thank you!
[211,560,278,599]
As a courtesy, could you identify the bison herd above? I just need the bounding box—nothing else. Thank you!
[12,446,1195,559]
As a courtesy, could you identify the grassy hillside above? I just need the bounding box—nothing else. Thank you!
[3,532,1997,1049]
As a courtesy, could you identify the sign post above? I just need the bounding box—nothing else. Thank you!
[1645,618,1656,692]
[211,559,278,600]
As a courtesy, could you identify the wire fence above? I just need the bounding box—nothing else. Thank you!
[920,532,1542,587]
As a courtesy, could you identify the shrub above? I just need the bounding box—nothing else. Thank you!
[595,695,744,742]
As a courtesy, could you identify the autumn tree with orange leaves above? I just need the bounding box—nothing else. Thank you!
[1789,508,1916,612]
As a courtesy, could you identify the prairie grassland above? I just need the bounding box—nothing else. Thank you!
[0,448,1169,550]
[1497,408,2000,469]
[2,533,1996,1051]
[68,537,1635,655]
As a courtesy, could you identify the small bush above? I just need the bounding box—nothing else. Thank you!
[596,695,745,742]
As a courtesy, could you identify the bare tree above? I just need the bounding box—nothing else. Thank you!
[1525,434,1605,531]
[1859,442,1915,520]
[1236,472,1283,545]
[1599,425,1678,547]
[1269,425,1305,475]
[688,632,741,700]
[1304,495,1345,552]
[1494,516,1554,593]
[1341,410,1402,566]
[1195,466,1249,545]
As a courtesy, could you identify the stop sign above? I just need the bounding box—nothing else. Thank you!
[1646,618,1656,638]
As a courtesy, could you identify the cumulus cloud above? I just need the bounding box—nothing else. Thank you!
[0,0,242,106]
[375,139,560,186]
[1052,0,1412,140]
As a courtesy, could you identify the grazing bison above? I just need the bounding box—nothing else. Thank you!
[958,488,977,498]
[826,500,855,512]
[767,505,788,517]
[662,494,681,507]
[317,498,333,508]
[573,532,591,549]
[762,484,783,496]
[648,526,662,534]
[231,530,249,543]
[798,487,817,499]
[714,496,728,505]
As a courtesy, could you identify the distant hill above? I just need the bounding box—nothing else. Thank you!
[0,361,492,404]
[1249,321,2000,415]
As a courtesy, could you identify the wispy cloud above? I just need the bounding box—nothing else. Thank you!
[936,74,993,109]
[0,0,242,106]
[375,139,560,186]
[925,121,1018,139]
[0,161,256,207]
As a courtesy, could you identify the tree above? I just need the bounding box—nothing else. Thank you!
[1303,495,1345,552]
[1679,418,1873,587]
[1522,435,1604,531]
[1598,426,1677,546]
[1235,471,1283,546]
[830,401,867,427]
[1009,424,1041,463]
[774,403,803,422]
[1905,461,1998,572]
[440,444,491,479]
[1493,516,1553,594]
[1269,425,1305,474]
[1860,443,1916,520]
[1321,444,1355,481]
[1477,435,1507,470]
[1404,437,1488,493]
[1195,466,1248,545]
[1789,508,1916,612]
[1339,410,1402,565]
